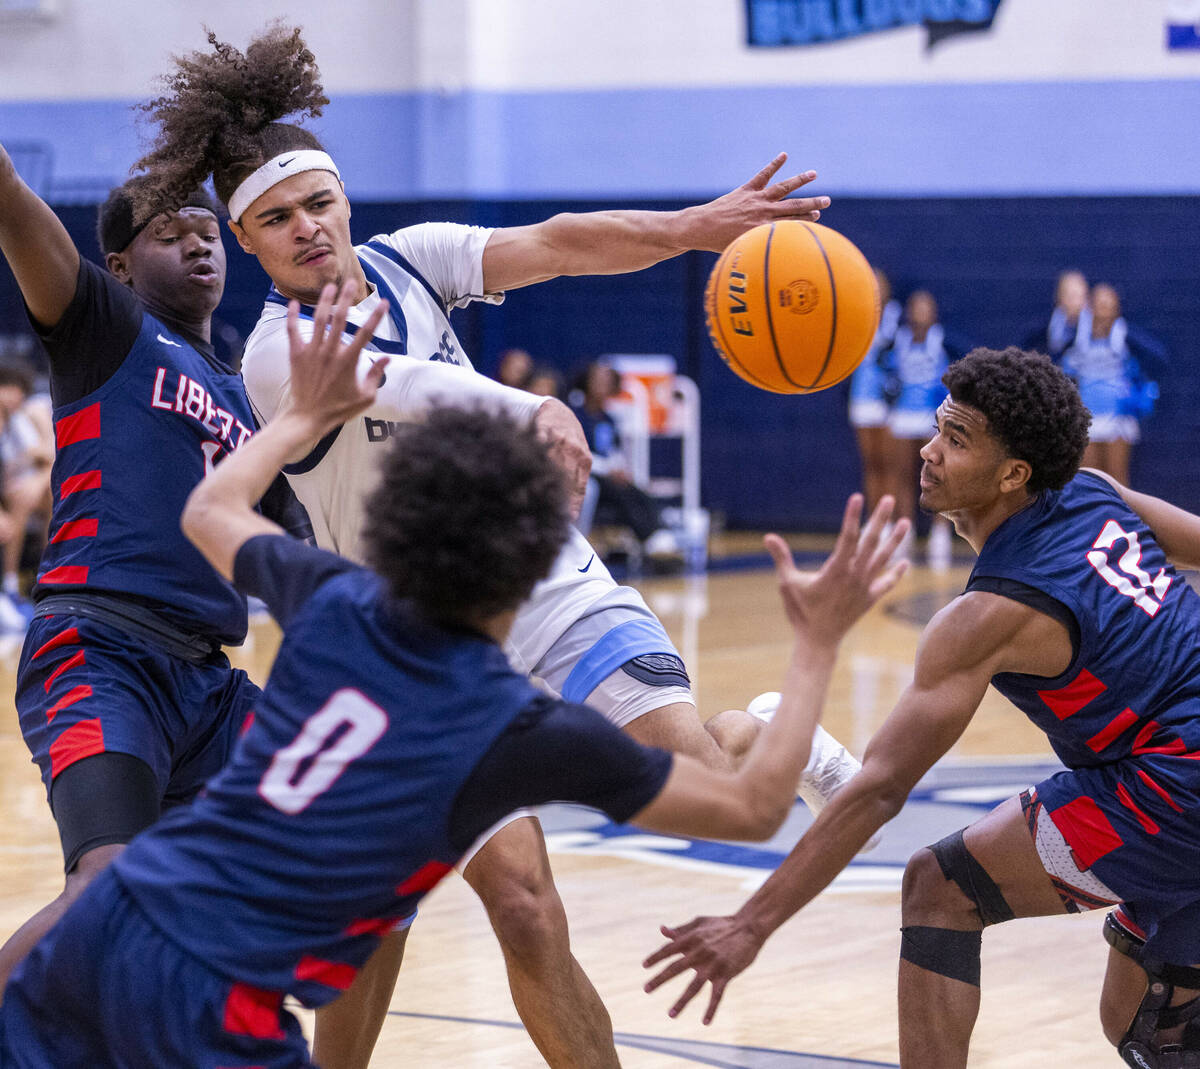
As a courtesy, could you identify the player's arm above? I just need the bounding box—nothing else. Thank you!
[183,283,388,578]
[642,593,1049,1024]
[481,154,829,292]
[0,141,80,328]
[453,497,909,852]
[246,326,590,515]
[1083,468,1200,570]
[633,497,910,840]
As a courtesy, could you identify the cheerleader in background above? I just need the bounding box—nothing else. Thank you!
[1062,282,1166,487]
[848,268,902,516]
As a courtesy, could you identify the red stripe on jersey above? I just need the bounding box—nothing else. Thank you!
[55,403,100,449]
[238,710,256,737]
[222,983,284,1040]
[43,649,86,693]
[60,469,102,499]
[1136,770,1184,813]
[1131,720,1188,757]
[39,565,89,585]
[48,717,104,779]
[32,626,80,660]
[1038,668,1107,720]
[49,518,99,543]
[1086,708,1139,753]
[45,684,93,722]
[345,916,399,938]
[1116,783,1160,835]
[1048,795,1124,869]
[294,955,357,991]
[396,860,452,896]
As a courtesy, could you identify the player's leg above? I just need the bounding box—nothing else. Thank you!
[898,793,1074,1069]
[623,700,753,770]
[0,747,159,992]
[311,927,410,1069]
[462,815,619,1069]
[533,587,870,822]
[2,622,249,996]
[0,613,167,992]
[0,840,126,997]
[1099,904,1200,1063]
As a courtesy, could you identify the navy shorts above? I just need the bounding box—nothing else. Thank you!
[1036,755,1200,964]
[0,868,312,1068]
[16,612,259,807]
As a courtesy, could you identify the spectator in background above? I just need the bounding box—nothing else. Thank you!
[0,360,52,632]
[571,360,678,560]
[881,290,970,570]
[1024,269,1089,361]
[847,267,901,514]
[1061,282,1166,486]
[525,364,566,401]
[495,346,534,390]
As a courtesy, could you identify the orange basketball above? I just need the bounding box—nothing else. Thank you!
[704,220,880,394]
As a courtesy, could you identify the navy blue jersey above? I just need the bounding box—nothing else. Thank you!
[968,471,1200,770]
[113,536,672,1007]
[33,259,258,644]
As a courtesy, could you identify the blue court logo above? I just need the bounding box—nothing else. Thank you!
[745,0,1005,50]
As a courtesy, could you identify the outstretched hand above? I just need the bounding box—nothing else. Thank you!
[766,494,909,648]
[285,281,390,436]
[643,914,762,1025]
[692,153,831,253]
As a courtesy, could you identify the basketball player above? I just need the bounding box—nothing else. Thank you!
[646,346,1200,1068]
[0,143,308,993]
[135,25,867,1068]
[0,281,909,1068]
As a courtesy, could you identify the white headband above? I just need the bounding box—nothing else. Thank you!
[227,150,342,222]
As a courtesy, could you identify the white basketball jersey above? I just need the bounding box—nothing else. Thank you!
[241,222,635,668]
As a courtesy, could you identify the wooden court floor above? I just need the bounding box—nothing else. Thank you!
[0,546,1120,1067]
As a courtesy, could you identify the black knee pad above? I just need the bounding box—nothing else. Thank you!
[899,925,982,986]
[1106,913,1200,1068]
[928,828,1014,928]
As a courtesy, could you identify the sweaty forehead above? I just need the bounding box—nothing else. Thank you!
[937,397,988,436]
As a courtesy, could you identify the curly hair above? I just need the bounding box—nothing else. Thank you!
[942,347,1091,493]
[362,408,570,626]
[131,23,328,225]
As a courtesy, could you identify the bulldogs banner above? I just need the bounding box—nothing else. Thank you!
[746,0,1005,49]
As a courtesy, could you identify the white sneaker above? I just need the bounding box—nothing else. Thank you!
[747,692,881,852]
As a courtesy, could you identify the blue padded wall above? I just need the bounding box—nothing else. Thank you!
[3,194,1197,530]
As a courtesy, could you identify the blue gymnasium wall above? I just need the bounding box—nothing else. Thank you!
[5,193,1196,531]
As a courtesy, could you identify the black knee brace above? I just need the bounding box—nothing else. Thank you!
[1105,912,1200,1068]
[928,828,1014,928]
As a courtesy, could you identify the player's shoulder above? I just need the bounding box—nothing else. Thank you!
[241,303,292,400]
[368,221,492,267]
[919,590,1045,678]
